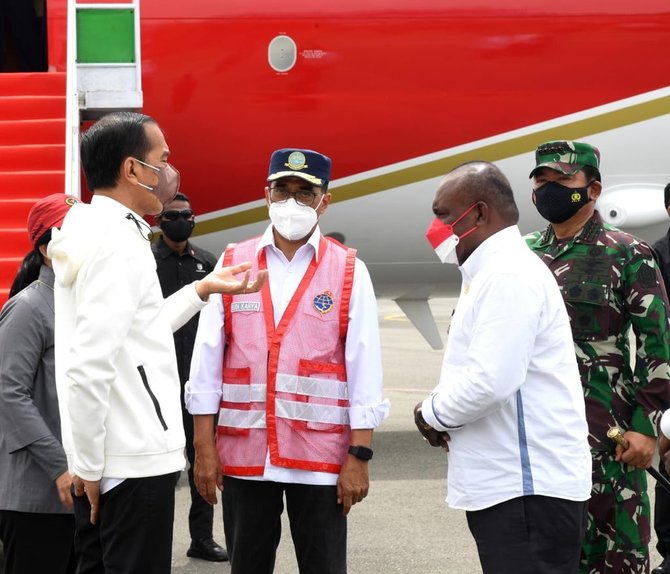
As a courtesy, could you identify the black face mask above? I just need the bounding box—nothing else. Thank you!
[532,181,592,224]
[160,219,194,242]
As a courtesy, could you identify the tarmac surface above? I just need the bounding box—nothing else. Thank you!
[0,298,663,573]
[168,298,663,574]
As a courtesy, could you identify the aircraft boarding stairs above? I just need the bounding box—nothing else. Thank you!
[0,72,66,305]
[0,0,142,307]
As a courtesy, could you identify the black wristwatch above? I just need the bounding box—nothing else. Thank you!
[348,445,373,461]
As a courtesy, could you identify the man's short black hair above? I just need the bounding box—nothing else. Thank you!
[80,111,157,192]
[664,182,670,209]
[454,161,520,224]
[582,165,601,183]
[172,192,191,204]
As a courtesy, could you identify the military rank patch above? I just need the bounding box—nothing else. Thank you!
[313,290,334,314]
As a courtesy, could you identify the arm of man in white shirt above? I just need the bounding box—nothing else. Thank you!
[337,259,390,516]
[421,270,542,431]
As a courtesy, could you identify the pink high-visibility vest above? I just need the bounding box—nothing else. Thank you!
[218,235,356,476]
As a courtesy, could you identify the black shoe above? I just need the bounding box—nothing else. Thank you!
[186,538,229,562]
[652,558,670,574]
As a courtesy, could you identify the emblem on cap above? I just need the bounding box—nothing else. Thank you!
[286,151,308,171]
[313,290,334,315]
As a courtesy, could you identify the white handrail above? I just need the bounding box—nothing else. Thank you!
[64,0,80,199]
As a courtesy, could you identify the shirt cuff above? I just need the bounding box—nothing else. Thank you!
[185,381,221,415]
[187,281,209,309]
[421,395,462,432]
[349,399,391,429]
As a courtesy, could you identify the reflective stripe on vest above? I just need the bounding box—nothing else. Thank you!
[222,383,267,403]
[219,408,267,429]
[275,373,349,400]
[220,398,349,430]
[275,398,350,426]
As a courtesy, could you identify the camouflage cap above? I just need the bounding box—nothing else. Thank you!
[529,140,601,178]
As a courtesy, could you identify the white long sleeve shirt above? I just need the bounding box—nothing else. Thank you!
[421,225,591,511]
[186,224,390,485]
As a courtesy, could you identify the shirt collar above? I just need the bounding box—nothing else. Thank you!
[38,264,55,287]
[91,194,147,225]
[255,223,323,261]
[539,211,603,246]
[460,225,522,281]
[153,235,187,259]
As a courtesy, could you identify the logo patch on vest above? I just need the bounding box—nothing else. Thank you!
[313,290,334,315]
[231,301,261,313]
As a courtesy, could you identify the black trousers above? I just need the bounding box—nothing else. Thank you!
[73,472,179,574]
[655,462,670,558]
[183,409,215,541]
[0,510,75,574]
[223,476,347,574]
[466,495,588,574]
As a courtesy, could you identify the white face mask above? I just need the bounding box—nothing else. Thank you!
[432,230,461,265]
[269,197,322,241]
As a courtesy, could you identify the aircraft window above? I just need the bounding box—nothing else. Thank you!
[268,35,297,73]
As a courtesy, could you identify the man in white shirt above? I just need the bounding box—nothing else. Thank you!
[48,111,265,574]
[415,161,591,574]
[186,148,390,574]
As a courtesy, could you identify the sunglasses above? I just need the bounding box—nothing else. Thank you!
[160,209,193,221]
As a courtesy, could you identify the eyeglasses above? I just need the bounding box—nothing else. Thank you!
[160,209,193,220]
[270,186,320,207]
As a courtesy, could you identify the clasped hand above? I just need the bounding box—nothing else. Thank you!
[614,430,655,469]
[413,402,450,451]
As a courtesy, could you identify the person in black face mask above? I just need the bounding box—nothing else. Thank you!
[152,193,227,563]
[526,140,670,574]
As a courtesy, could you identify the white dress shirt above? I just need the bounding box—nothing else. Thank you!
[186,224,390,485]
[421,225,591,511]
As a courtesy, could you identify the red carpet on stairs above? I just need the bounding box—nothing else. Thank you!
[0,71,66,306]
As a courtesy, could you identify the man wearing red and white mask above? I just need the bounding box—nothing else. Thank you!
[415,161,591,574]
[187,148,389,574]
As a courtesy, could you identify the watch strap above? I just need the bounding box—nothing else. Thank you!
[348,445,373,461]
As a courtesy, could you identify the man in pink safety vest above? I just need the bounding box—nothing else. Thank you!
[186,148,390,574]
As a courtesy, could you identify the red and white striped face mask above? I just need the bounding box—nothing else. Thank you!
[425,203,478,265]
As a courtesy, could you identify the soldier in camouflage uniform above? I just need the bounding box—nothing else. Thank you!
[650,183,670,574]
[525,140,670,574]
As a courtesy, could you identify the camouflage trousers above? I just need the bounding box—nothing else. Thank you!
[580,451,650,574]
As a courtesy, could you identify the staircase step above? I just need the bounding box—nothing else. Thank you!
[1,229,32,261]
[0,72,68,309]
[0,96,66,121]
[0,171,66,196]
[0,119,65,146]
[0,72,66,96]
[5,198,41,228]
[0,257,24,290]
[0,144,64,171]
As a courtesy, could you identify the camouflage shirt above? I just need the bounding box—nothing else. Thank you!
[526,211,670,450]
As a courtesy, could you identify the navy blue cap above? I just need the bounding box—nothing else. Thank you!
[267,148,331,186]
